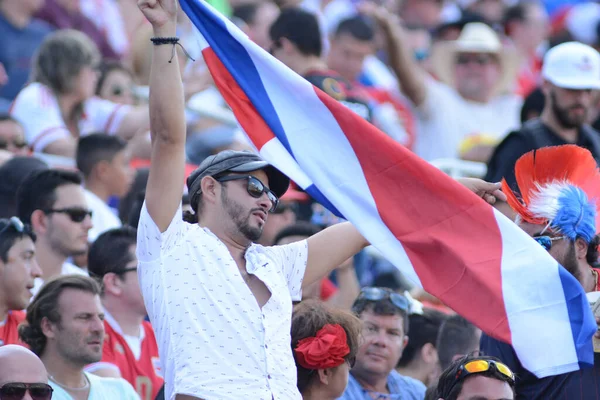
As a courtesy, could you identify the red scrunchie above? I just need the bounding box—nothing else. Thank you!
[294,324,350,370]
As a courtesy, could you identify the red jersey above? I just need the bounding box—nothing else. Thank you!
[0,311,25,346]
[92,318,163,400]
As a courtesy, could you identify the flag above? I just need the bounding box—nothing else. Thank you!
[179,0,596,378]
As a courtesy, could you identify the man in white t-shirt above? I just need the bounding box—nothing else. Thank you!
[16,169,91,295]
[366,7,521,161]
[19,274,140,400]
[76,133,134,241]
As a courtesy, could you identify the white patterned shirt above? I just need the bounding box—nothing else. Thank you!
[136,203,308,400]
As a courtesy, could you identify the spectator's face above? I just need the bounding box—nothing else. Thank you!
[0,120,28,156]
[45,184,93,257]
[400,0,442,30]
[327,34,374,83]
[249,2,280,50]
[454,375,514,400]
[469,0,505,25]
[454,52,501,102]
[98,69,134,105]
[47,289,104,365]
[75,65,99,102]
[518,4,549,54]
[0,351,48,395]
[353,309,408,377]
[105,149,135,198]
[519,222,580,278]
[218,170,273,242]
[545,84,594,129]
[0,237,41,311]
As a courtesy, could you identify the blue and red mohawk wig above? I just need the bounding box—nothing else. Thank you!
[502,145,600,243]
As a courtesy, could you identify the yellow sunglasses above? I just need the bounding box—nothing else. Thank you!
[447,359,515,395]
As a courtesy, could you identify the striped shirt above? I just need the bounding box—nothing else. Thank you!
[337,370,426,400]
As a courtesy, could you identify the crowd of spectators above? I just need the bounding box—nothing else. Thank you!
[2,0,600,399]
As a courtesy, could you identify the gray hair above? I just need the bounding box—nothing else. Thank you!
[31,29,100,95]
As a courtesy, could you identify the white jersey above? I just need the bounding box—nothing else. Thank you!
[10,82,131,152]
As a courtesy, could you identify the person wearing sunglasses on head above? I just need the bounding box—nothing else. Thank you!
[84,227,163,400]
[0,217,42,346]
[0,345,53,400]
[339,287,426,400]
[291,300,362,400]
[433,354,516,400]
[136,0,508,398]
[481,144,600,399]
[16,169,92,297]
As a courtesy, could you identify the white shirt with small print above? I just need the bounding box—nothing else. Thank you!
[136,203,308,400]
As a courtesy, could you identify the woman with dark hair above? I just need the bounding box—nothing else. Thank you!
[291,300,362,399]
[10,30,149,158]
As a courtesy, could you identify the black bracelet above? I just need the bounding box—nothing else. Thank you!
[150,37,179,45]
[150,37,196,63]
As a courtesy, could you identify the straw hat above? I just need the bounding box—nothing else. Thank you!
[430,22,519,96]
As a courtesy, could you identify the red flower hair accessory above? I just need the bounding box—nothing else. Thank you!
[294,324,350,370]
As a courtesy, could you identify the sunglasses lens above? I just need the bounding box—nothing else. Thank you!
[360,287,385,301]
[464,360,490,374]
[0,384,27,400]
[534,236,552,251]
[267,192,278,212]
[247,178,264,198]
[390,293,410,311]
[495,362,514,379]
[69,210,89,223]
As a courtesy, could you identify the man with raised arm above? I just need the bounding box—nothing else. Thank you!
[136,1,506,399]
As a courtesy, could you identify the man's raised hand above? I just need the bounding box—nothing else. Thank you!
[138,0,178,28]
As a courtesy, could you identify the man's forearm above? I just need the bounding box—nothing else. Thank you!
[149,23,186,144]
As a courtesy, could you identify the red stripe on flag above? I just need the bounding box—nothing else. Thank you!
[202,48,276,151]
[313,89,511,343]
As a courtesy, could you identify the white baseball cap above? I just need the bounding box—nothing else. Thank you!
[542,42,600,90]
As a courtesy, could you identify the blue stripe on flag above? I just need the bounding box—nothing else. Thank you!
[180,0,294,154]
[558,265,595,367]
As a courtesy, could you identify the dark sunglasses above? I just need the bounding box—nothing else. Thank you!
[534,235,567,251]
[456,53,497,66]
[355,287,411,313]
[0,216,25,236]
[216,175,279,212]
[0,383,53,400]
[43,208,93,223]
[445,359,514,397]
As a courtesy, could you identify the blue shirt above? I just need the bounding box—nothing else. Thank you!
[0,13,51,101]
[481,333,600,400]
[338,370,426,400]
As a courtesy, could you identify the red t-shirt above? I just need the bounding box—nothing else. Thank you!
[92,320,163,400]
[0,311,25,346]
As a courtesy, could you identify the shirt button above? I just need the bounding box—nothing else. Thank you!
[268,375,272,379]
[265,344,268,349]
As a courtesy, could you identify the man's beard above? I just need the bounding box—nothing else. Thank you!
[551,91,587,129]
[559,242,580,280]
[221,189,263,242]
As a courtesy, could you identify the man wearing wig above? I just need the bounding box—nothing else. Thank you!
[481,144,600,399]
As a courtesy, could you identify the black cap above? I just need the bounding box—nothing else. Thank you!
[187,150,290,206]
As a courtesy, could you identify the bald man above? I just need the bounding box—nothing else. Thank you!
[0,345,52,400]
